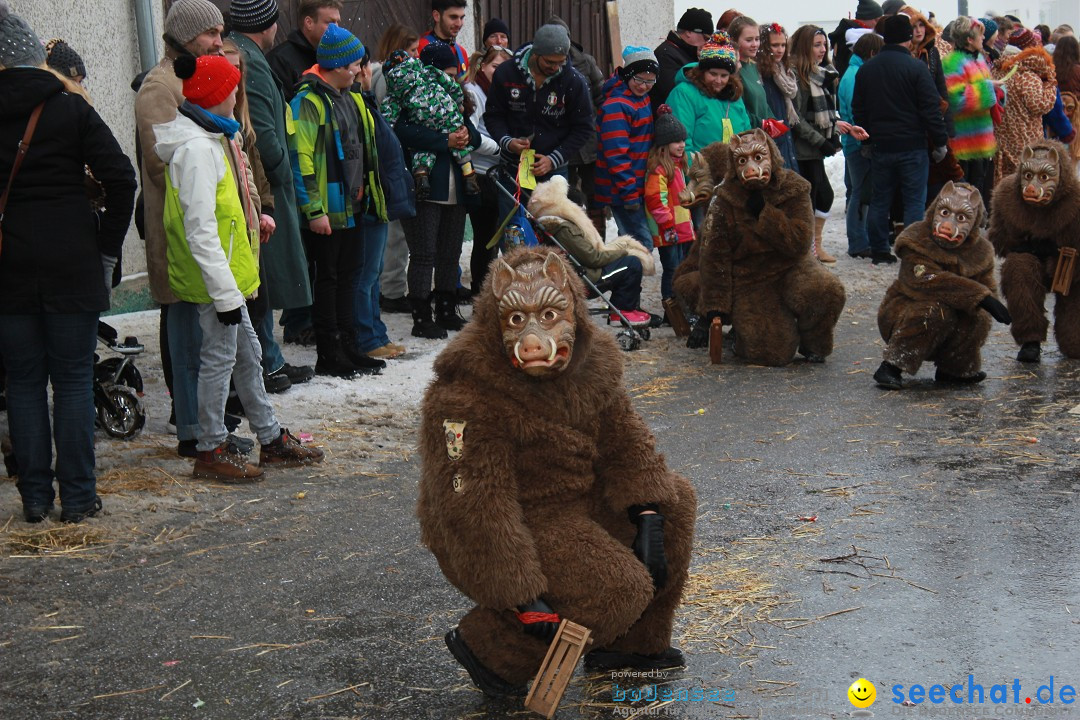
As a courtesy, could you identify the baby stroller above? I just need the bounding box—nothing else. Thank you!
[94,321,146,439]
[493,176,648,351]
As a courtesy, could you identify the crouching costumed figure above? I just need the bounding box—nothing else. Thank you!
[873,182,1011,390]
[417,248,697,696]
[673,129,845,366]
[990,140,1080,362]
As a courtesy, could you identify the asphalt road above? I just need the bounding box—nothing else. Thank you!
[1,284,1078,720]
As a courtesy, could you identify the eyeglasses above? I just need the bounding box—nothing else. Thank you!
[631,75,657,86]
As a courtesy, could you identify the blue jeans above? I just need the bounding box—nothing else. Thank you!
[657,242,689,300]
[844,148,872,254]
[610,204,654,251]
[354,219,391,353]
[867,149,929,253]
[167,301,202,442]
[0,312,98,512]
[256,310,286,374]
[195,303,280,451]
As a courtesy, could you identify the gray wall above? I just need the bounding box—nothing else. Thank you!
[13,0,163,279]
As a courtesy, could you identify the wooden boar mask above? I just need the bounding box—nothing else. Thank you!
[729,128,772,188]
[1019,145,1061,206]
[491,252,576,378]
[930,181,983,250]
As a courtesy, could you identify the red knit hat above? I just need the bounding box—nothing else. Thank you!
[174,54,240,109]
[1008,27,1038,50]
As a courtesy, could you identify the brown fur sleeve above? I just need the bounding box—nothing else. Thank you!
[696,207,734,314]
[594,392,687,512]
[417,393,547,610]
[752,188,814,258]
[895,240,994,313]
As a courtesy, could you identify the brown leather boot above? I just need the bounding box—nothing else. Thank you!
[813,216,836,264]
[193,441,265,483]
[260,429,325,468]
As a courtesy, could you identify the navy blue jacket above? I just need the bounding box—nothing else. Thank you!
[483,44,595,175]
[394,117,481,206]
[853,45,948,153]
[362,92,414,222]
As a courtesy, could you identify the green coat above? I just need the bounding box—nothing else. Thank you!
[665,65,752,155]
[738,62,775,130]
[234,33,312,310]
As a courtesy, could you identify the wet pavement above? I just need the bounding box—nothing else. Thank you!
[1,286,1079,720]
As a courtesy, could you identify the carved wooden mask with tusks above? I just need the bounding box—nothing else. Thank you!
[492,252,577,377]
[1019,145,1061,206]
[729,128,773,188]
[931,181,983,249]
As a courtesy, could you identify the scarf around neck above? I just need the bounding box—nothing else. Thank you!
[806,65,838,137]
[180,101,241,139]
[771,64,800,126]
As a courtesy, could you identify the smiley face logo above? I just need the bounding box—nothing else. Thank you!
[848,678,876,708]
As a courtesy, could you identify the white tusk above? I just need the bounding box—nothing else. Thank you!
[952,226,961,241]
[514,340,523,366]
[547,337,557,362]
[1037,187,1045,201]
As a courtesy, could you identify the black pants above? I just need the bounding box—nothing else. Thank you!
[303,225,362,335]
[798,158,834,215]
[468,174,501,293]
[401,201,467,299]
[959,158,992,206]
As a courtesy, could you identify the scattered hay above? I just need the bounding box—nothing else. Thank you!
[5,524,113,556]
[97,464,190,496]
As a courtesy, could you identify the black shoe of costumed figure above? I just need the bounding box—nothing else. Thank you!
[873,361,904,390]
[444,628,527,698]
[583,646,686,671]
[1017,341,1041,363]
[871,251,898,265]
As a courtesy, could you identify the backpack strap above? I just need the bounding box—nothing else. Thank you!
[0,101,46,255]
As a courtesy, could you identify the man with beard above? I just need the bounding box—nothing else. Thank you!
[417,0,470,78]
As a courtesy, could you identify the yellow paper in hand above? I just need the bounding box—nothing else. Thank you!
[517,149,537,190]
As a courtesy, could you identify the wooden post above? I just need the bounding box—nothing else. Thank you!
[524,620,592,719]
[709,317,724,364]
[606,2,622,71]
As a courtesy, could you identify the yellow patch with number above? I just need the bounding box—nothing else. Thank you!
[443,420,466,461]
[913,264,927,278]
[452,473,464,493]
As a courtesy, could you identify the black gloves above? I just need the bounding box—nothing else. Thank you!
[217,308,243,326]
[746,190,765,218]
[978,295,1012,325]
[687,311,719,349]
[632,511,668,590]
[516,598,560,642]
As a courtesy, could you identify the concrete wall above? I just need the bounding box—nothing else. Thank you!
[616,0,677,52]
[12,0,161,278]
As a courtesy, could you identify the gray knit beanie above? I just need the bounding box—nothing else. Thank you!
[165,0,224,47]
[653,104,687,146]
[532,24,570,56]
[0,0,45,69]
[229,0,279,34]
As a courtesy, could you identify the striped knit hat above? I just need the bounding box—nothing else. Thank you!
[228,0,279,34]
[318,23,365,69]
[698,33,737,73]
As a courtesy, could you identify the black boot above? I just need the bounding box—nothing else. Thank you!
[409,296,447,339]
[873,361,904,390]
[339,330,386,375]
[434,291,467,331]
[315,332,359,378]
[414,172,431,201]
[1017,341,1041,363]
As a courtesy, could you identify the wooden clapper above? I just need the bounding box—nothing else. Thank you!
[524,620,593,718]
[1051,247,1077,296]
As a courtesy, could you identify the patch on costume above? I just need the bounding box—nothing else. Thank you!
[913,264,927,278]
[443,420,466,461]
[452,473,464,493]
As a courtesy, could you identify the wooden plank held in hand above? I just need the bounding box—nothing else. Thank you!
[524,620,592,719]
[709,317,724,364]
[1051,247,1077,296]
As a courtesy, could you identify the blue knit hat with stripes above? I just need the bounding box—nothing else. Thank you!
[317,23,365,69]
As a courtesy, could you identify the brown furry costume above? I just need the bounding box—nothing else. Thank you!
[417,248,696,690]
[672,130,846,366]
[990,140,1080,359]
[876,182,1000,381]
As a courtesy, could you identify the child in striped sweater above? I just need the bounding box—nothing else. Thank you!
[644,106,695,303]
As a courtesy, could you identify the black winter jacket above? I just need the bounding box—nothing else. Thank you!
[651,32,697,107]
[267,30,316,102]
[483,44,594,175]
[0,68,136,314]
[852,45,949,154]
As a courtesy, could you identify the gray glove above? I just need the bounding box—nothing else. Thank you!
[101,254,118,292]
[931,145,949,164]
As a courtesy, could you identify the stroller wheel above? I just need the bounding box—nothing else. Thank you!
[638,327,650,341]
[616,331,641,352]
[97,386,146,439]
